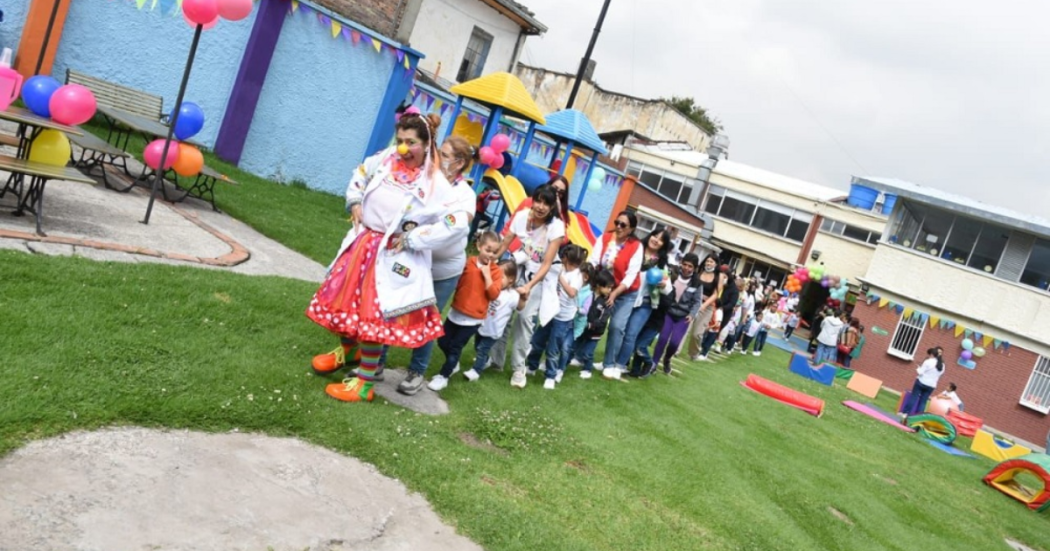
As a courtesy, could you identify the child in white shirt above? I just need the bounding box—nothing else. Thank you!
[526,245,586,389]
[463,261,524,381]
[739,312,764,354]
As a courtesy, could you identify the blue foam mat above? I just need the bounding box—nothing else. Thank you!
[925,439,975,458]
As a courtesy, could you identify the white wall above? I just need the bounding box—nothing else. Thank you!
[409,0,521,81]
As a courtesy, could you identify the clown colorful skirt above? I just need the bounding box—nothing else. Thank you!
[306,229,444,347]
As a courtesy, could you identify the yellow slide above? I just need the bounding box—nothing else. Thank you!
[482,168,594,254]
[566,211,594,254]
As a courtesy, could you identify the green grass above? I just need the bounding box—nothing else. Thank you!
[2,250,1048,550]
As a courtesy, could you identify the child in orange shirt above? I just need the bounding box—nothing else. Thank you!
[428,231,504,391]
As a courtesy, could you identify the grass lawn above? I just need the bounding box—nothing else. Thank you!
[2,250,1048,551]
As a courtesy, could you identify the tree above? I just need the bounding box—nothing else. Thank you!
[662,95,723,136]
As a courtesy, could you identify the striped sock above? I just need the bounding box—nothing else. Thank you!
[355,342,383,392]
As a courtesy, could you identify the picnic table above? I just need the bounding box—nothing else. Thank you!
[0,107,92,235]
[97,105,235,210]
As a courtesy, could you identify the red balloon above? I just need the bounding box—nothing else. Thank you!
[48,84,97,126]
[183,0,219,26]
[490,154,505,170]
[490,134,511,153]
[217,0,253,21]
[144,139,181,170]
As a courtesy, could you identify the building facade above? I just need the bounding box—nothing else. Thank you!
[849,177,1050,446]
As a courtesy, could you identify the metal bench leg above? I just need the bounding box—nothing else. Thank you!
[13,176,47,236]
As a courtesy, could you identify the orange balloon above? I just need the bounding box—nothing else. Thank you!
[173,143,204,177]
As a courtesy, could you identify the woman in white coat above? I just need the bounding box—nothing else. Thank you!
[306,109,466,402]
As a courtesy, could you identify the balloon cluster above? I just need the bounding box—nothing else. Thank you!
[182,0,253,28]
[20,77,98,166]
[588,166,606,192]
[959,338,987,361]
[478,134,510,170]
[143,101,207,176]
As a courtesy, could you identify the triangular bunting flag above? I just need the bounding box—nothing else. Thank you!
[1004,341,1011,351]
[160,0,176,14]
[341,28,351,40]
[929,315,940,329]
[993,338,1003,349]
[350,30,361,45]
[331,21,342,38]
[435,99,444,110]
[946,321,955,330]
[895,305,904,314]
[403,56,411,70]
[903,307,914,319]
[878,298,889,308]
[372,38,382,53]
[319,14,331,26]
[982,335,993,348]
[964,329,973,338]
[973,331,983,342]
[954,325,965,338]
[396,50,405,62]
[136,0,147,9]
[426,96,435,110]
[919,313,929,325]
[291,0,299,12]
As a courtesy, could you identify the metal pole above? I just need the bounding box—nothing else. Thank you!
[33,0,63,76]
[142,24,204,225]
[566,0,611,109]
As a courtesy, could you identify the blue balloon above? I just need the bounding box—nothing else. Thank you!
[171,101,205,140]
[646,267,663,286]
[22,76,61,118]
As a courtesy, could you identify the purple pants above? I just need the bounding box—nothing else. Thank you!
[653,315,692,366]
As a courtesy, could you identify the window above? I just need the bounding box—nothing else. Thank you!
[704,185,724,215]
[719,193,756,225]
[969,225,1008,273]
[914,209,954,257]
[1020,238,1050,291]
[752,202,792,236]
[888,313,925,360]
[821,218,877,245]
[457,27,493,82]
[1020,356,1050,413]
[889,202,925,247]
[658,174,684,203]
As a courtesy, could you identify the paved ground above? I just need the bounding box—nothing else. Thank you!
[0,152,467,549]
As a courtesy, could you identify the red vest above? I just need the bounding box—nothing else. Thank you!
[601,233,642,292]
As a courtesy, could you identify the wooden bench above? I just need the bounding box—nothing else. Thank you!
[68,130,131,192]
[65,69,164,121]
[0,153,96,235]
[168,164,238,212]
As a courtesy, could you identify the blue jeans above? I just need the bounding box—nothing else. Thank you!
[602,291,638,368]
[470,334,499,374]
[437,319,480,377]
[812,343,837,365]
[381,274,460,375]
[558,328,576,372]
[573,337,599,372]
[527,318,573,380]
[616,302,652,367]
[700,330,719,356]
[753,330,769,352]
[902,379,934,416]
[633,323,661,367]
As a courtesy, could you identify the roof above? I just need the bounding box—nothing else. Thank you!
[536,109,608,155]
[714,160,847,203]
[854,176,1050,239]
[489,0,547,34]
[449,72,546,125]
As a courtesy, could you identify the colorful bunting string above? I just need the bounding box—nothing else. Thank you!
[867,292,1010,353]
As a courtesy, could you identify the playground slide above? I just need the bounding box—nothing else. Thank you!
[983,454,1050,512]
[567,211,596,253]
[741,374,825,417]
[485,168,597,251]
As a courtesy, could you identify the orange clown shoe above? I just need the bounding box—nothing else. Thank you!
[325,377,375,403]
[311,344,361,374]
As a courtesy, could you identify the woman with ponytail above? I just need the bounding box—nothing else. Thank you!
[306,109,472,402]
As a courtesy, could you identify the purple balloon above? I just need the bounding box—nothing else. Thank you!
[960,350,973,360]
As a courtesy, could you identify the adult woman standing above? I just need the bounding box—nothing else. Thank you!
[587,211,643,379]
[718,268,740,336]
[489,185,565,388]
[306,111,466,402]
[620,228,672,374]
[686,255,724,361]
[901,347,945,417]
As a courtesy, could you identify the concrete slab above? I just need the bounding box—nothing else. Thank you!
[0,427,482,551]
[25,240,74,256]
[373,369,451,416]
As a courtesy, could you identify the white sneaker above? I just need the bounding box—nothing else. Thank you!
[580,370,593,379]
[510,370,527,388]
[555,370,564,384]
[527,368,538,377]
[427,375,449,392]
[602,367,621,380]
[569,358,583,368]
[699,354,708,361]
[543,378,556,390]
[451,363,461,376]
[463,369,480,382]
[753,351,762,357]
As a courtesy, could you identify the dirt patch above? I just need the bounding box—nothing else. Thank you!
[564,459,589,471]
[459,432,508,455]
[828,507,854,525]
[0,427,482,551]
[213,292,232,303]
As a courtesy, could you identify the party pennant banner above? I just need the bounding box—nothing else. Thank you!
[878,298,889,308]
[963,328,973,339]
[982,335,993,348]
[330,20,342,38]
[929,315,940,329]
[954,325,965,338]
[372,38,382,53]
[973,331,983,342]
[902,308,913,320]
[993,338,1003,350]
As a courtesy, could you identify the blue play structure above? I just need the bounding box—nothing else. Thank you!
[788,352,836,386]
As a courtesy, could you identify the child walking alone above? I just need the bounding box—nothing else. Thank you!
[461,260,524,381]
[428,232,505,392]
[526,244,587,389]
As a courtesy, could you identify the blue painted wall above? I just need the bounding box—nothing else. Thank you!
[239,9,392,193]
[0,2,29,56]
[47,1,255,147]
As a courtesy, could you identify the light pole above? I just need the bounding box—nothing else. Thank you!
[686,133,730,211]
[566,0,611,109]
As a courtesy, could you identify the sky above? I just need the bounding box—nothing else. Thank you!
[516,0,1050,217]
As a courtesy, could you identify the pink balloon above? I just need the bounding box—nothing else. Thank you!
[490,154,505,170]
[48,84,97,126]
[183,9,218,30]
[217,0,254,21]
[478,146,495,165]
[144,139,181,170]
[183,0,219,26]
[490,134,511,153]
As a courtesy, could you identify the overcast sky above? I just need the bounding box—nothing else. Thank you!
[516,0,1049,217]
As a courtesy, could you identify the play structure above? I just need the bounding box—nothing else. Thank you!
[787,352,835,386]
[971,430,1032,462]
[741,374,825,417]
[841,401,916,433]
[983,454,1050,512]
[905,413,957,445]
[445,75,605,252]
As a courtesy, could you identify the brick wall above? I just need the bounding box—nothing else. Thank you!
[850,299,1050,445]
[312,0,405,37]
